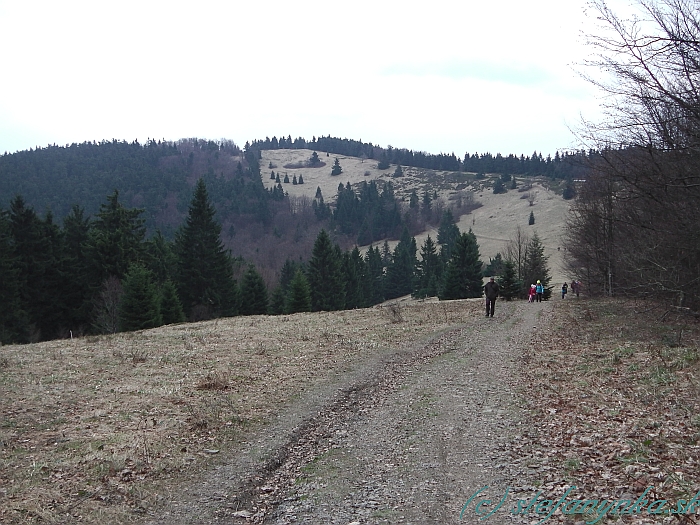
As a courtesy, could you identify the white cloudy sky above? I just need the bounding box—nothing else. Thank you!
[0,0,618,158]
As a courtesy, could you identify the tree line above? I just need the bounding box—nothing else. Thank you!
[249,135,593,179]
[0,176,553,345]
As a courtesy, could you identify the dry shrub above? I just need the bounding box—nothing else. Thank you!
[382,302,404,323]
[196,371,230,390]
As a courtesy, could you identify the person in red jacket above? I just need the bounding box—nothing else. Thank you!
[528,284,536,303]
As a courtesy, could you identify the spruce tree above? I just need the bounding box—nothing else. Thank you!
[285,269,312,314]
[343,247,366,309]
[437,209,460,262]
[497,259,521,301]
[393,165,404,178]
[409,190,419,209]
[528,211,535,225]
[62,205,93,332]
[9,196,64,341]
[307,229,345,311]
[439,230,483,300]
[268,286,286,315]
[88,190,146,284]
[331,158,343,176]
[240,264,269,315]
[283,173,290,183]
[385,228,417,300]
[174,178,239,319]
[160,279,185,324]
[0,209,29,343]
[298,174,304,184]
[522,233,552,299]
[364,245,385,305]
[119,265,162,332]
[414,235,443,298]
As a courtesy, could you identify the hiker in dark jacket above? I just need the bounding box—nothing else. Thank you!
[484,277,500,317]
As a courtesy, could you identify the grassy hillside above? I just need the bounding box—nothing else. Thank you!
[261,149,570,284]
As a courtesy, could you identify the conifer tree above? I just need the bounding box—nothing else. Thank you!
[268,286,286,315]
[529,211,535,225]
[298,174,304,184]
[174,178,239,319]
[343,247,366,309]
[307,229,345,311]
[331,157,343,176]
[62,205,93,332]
[240,264,269,315]
[119,265,162,332]
[393,165,404,178]
[439,230,483,300]
[493,178,507,194]
[9,196,64,341]
[309,151,321,166]
[283,173,290,183]
[437,209,460,261]
[285,269,312,314]
[497,259,521,301]
[364,245,385,305]
[88,190,146,284]
[0,209,29,343]
[409,190,419,209]
[522,233,552,299]
[385,228,417,300]
[160,279,185,324]
[421,191,432,217]
[414,235,443,298]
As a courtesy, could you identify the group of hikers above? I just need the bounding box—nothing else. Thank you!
[482,277,582,317]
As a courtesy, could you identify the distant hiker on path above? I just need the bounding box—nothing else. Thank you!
[535,280,544,302]
[561,282,568,299]
[484,276,500,317]
[528,284,536,303]
[571,280,580,297]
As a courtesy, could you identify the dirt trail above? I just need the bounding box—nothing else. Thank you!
[145,299,549,525]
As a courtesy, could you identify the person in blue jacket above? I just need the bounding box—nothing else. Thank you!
[535,280,544,302]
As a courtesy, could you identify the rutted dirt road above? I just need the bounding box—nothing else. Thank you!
[145,299,548,525]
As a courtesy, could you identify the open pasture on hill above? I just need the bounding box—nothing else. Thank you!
[261,149,571,283]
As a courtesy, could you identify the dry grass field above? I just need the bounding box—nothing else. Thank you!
[261,149,570,284]
[0,299,473,524]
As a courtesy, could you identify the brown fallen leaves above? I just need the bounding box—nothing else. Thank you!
[516,297,700,524]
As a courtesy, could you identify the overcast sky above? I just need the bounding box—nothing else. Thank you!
[0,0,617,158]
